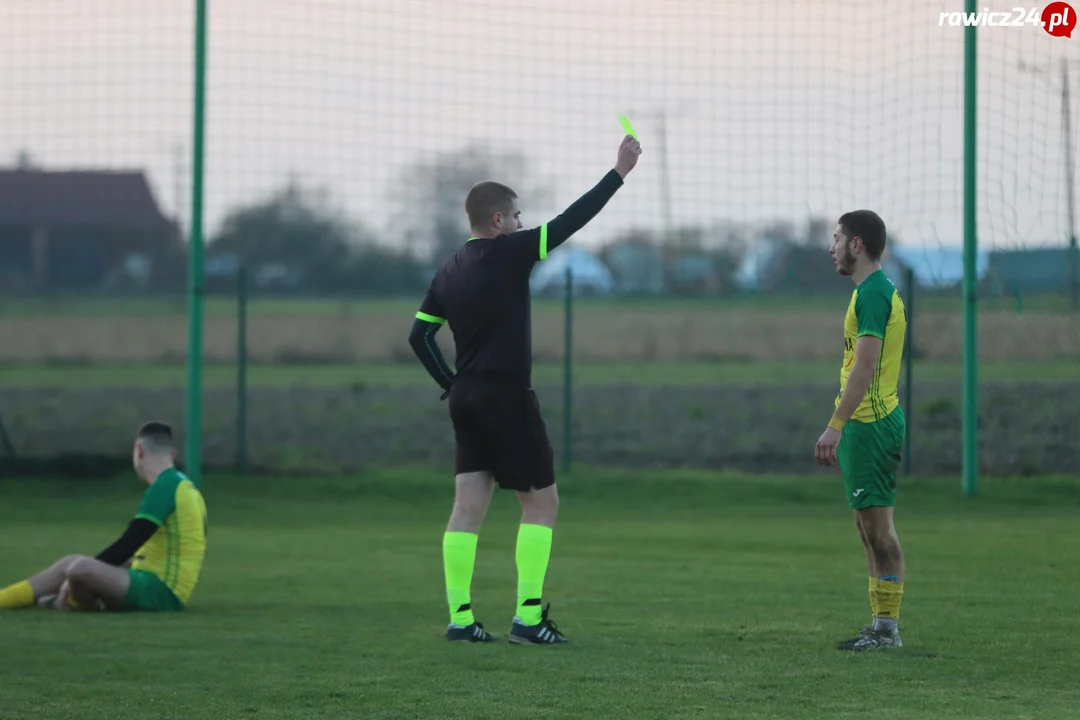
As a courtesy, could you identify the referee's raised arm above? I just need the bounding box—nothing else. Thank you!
[536,134,643,259]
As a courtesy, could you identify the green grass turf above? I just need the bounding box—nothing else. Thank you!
[5,359,1080,388]
[1,468,1079,719]
[0,292,1071,316]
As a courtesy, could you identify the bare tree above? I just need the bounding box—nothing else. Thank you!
[210,180,424,294]
[391,142,551,263]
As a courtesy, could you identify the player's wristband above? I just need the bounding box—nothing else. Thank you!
[440,388,451,401]
[828,416,847,432]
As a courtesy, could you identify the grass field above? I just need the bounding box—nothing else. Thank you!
[3,359,1078,475]
[2,468,1079,719]
[5,359,1080,388]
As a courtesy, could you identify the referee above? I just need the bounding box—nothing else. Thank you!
[409,134,642,644]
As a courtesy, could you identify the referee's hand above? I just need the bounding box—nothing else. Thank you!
[615,135,642,178]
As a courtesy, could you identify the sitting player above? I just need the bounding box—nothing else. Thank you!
[0,421,207,612]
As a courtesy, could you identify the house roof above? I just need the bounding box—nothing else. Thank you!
[0,169,171,229]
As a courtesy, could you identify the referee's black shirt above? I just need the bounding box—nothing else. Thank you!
[410,169,625,390]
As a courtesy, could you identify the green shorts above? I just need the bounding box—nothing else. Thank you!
[122,569,184,612]
[839,406,906,510]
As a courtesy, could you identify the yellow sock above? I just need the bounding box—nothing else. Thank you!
[868,577,880,618]
[875,578,905,622]
[0,581,35,609]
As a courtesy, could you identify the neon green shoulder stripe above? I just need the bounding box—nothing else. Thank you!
[539,224,549,260]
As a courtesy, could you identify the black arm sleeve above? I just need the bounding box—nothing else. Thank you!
[409,317,455,392]
[95,518,160,567]
[544,169,625,254]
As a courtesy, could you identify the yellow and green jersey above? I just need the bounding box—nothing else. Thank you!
[837,270,907,423]
[131,468,207,605]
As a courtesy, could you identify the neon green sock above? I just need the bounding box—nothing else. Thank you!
[515,523,553,626]
[443,532,478,626]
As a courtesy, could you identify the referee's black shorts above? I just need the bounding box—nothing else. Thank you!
[448,380,555,492]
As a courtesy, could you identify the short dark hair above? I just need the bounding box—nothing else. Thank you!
[465,181,517,230]
[838,210,887,261]
[137,421,174,452]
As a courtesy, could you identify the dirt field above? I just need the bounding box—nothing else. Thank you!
[1,307,1077,362]
[4,380,1077,476]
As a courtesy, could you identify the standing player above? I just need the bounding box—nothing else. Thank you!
[0,422,207,613]
[815,210,908,651]
[409,134,642,644]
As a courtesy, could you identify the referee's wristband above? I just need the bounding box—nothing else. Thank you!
[828,416,847,432]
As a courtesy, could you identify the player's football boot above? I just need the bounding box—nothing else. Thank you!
[508,603,569,645]
[445,621,495,643]
[838,624,903,651]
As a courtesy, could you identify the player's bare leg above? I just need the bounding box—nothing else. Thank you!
[860,506,905,581]
[509,484,567,645]
[443,471,496,642]
[0,554,83,609]
[27,555,83,598]
[841,506,905,651]
[518,484,559,529]
[55,557,132,611]
[855,514,879,577]
[447,471,496,534]
[839,515,882,647]
[2,554,129,611]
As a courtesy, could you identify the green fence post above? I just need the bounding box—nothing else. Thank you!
[961,0,979,497]
[185,0,208,483]
[1069,235,1079,312]
[236,266,249,475]
[0,415,18,460]
[903,267,914,475]
[562,267,573,475]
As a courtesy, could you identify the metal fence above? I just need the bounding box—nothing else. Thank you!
[1,1,1078,478]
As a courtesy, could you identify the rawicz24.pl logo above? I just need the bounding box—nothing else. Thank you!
[938,3,1077,36]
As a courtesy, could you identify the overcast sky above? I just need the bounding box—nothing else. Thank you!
[3,0,1079,255]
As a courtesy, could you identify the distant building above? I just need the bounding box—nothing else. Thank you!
[0,169,181,291]
[985,247,1080,295]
